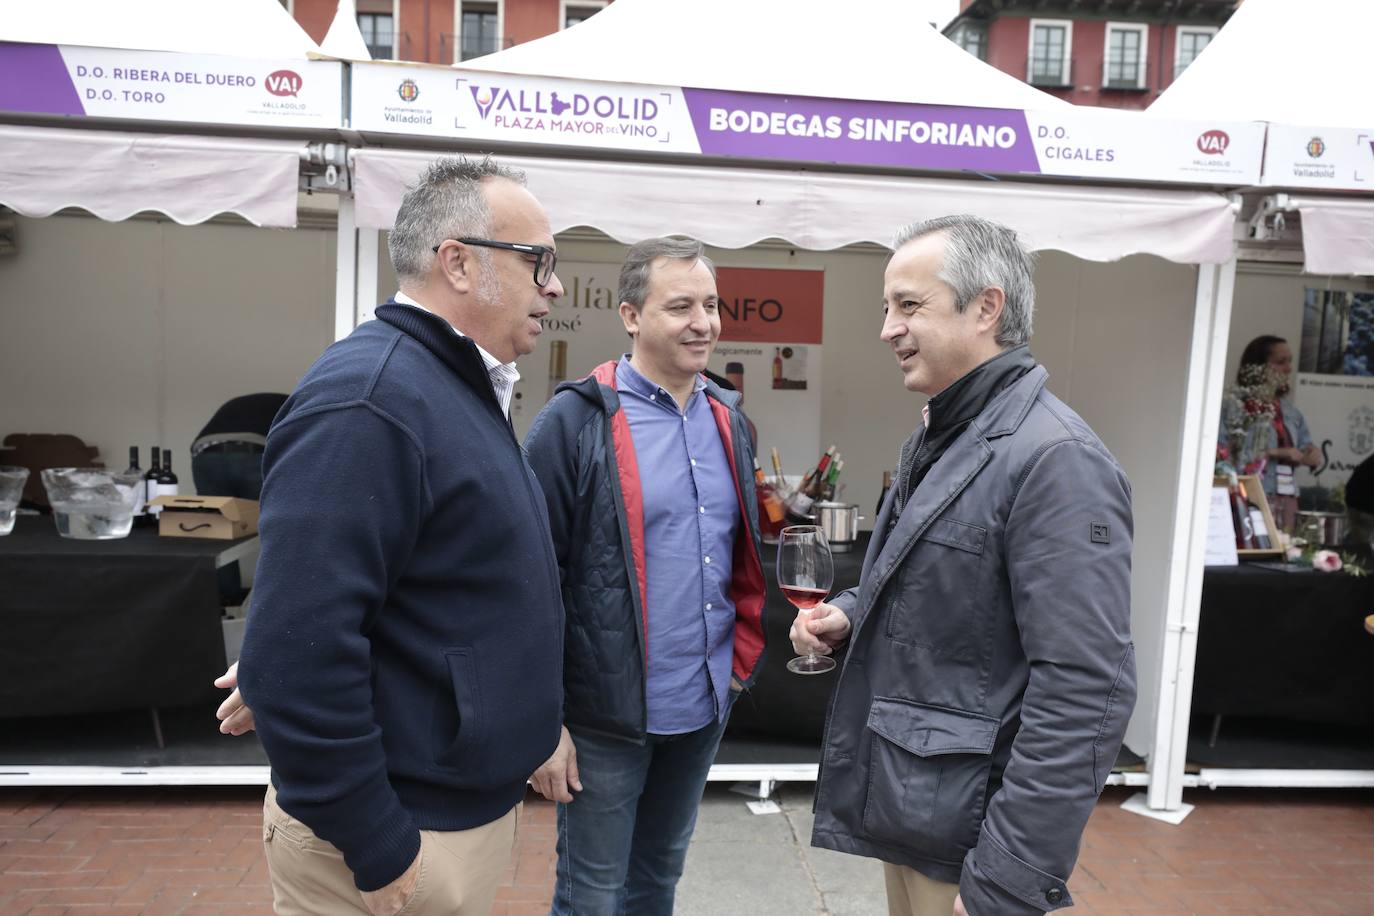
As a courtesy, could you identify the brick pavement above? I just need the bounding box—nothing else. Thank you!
[1,785,1371,914]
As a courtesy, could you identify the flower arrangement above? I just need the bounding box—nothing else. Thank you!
[1220,363,1282,475]
[1284,539,1369,576]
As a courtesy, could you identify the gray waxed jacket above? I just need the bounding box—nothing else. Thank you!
[811,365,1136,915]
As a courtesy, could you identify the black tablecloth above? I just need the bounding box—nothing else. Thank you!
[0,516,254,717]
[726,533,868,742]
[1193,564,1374,727]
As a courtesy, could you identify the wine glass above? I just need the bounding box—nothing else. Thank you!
[779,524,836,675]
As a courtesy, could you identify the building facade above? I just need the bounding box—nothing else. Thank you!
[944,0,1236,109]
[284,0,610,65]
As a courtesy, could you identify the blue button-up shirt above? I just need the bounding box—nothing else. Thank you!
[616,357,740,735]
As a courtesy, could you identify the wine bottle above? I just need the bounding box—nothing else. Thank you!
[1227,473,1256,549]
[877,470,893,516]
[125,447,144,519]
[797,447,832,501]
[145,447,162,521]
[772,347,783,388]
[158,450,180,502]
[1239,480,1272,550]
[753,458,785,525]
[770,447,785,488]
[819,459,843,502]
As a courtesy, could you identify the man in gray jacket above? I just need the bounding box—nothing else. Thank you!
[792,215,1135,916]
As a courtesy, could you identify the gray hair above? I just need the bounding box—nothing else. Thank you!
[892,215,1036,347]
[618,236,717,310]
[388,155,526,283]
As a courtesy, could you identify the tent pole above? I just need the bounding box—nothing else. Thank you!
[335,196,359,342]
[356,229,380,325]
[1147,256,1238,812]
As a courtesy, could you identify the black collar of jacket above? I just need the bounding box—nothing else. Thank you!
[972,362,1050,440]
[925,344,1036,434]
[374,301,501,410]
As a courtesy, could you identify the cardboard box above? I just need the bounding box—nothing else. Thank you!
[148,495,259,540]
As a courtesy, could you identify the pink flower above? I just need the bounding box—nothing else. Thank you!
[1312,550,1343,573]
[1285,546,1304,562]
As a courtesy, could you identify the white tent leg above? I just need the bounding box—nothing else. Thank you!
[356,229,380,325]
[1146,257,1238,814]
[335,196,358,342]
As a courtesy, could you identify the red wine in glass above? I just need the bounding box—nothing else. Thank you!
[780,585,829,609]
[778,524,836,675]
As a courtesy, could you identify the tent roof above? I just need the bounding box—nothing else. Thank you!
[0,125,306,227]
[460,0,1068,111]
[1149,0,1373,127]
[2,0,321,59]
[353,149,1236,264]
[320,0,373,62]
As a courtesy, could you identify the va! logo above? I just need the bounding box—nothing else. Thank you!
[1196,130,1229,156]
[397,79,420,103]
[265,69,302,97]
[1306,137,1326,158]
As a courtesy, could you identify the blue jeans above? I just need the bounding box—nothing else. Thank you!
[551,707,732,916]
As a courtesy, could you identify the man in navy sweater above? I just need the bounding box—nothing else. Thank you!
[235,156,566,916]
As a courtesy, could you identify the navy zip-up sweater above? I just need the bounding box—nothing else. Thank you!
[238,302,564,892]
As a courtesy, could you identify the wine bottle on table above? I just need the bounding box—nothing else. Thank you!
[808,446,836,498]
[1239,480,1272,550]
[125,447,144,520]
[753,458,785,540]
[158,450,180,502]
[144,447,162,522]
[819,459,843,502]
[1227,473,1256,549]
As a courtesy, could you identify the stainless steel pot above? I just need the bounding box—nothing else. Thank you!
[1296,510,1348,547]
[813,501,861,552]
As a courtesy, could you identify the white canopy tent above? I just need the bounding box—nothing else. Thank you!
[337,0,1255,816]
[352,151,1237,260]
[0,125,305,227]
[2,0,319,58]
[1141,0,1374,811]
[0,0,334,229]
[0,2,349,786]
[1149,0,1373,127]
[1150,0,1374,277]
[458,0,1065,110]
[319,0,374,62]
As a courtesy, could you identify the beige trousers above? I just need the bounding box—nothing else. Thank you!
[884,862,961,916]
[262,784,518,916]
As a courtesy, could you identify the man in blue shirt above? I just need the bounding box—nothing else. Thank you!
[524,236,770,915]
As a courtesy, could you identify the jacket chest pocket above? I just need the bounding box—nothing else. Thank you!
[885,517,987,657]
[861,698,998,864]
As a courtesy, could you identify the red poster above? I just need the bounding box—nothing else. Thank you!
[715,267,824,344]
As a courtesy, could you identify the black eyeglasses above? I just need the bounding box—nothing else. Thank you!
[432,238,558,288]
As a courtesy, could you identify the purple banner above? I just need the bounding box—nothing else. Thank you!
[682,88,1039,174]
[0,43,83,117]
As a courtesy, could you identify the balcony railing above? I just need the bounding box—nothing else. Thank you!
[1026,57,1073,89]
[441,33,516,63]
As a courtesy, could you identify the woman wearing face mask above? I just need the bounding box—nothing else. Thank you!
[1219,335,1322,532]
